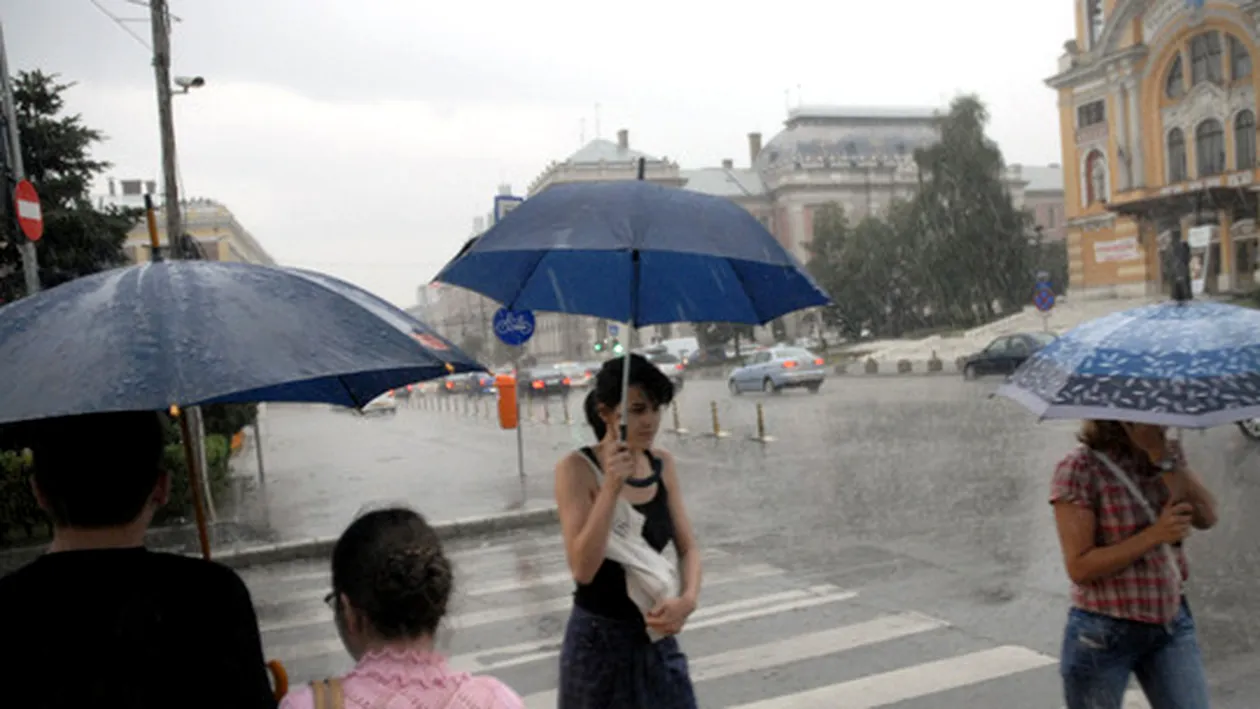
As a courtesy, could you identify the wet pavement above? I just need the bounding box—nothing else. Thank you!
[240,376,1260,706]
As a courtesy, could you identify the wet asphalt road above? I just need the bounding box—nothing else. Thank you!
[243,375,1260,706]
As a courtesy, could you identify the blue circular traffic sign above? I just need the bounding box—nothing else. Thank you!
[493,308,535,346]
[1034,287,1056,313]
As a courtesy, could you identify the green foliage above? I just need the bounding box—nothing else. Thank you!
[694,322,754,350]
[0,71,133,301]
[153,434,231,526]
[805,95,1057,338]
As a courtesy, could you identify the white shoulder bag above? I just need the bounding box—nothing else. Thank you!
[580,452,680,642]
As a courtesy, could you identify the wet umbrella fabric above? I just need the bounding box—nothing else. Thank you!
[0,261,483,426]
[995,300,1260,428]
[434,180,830,326]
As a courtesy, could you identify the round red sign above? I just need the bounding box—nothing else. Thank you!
[14,179,43,242]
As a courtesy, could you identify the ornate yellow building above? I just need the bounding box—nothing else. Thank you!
[1048,0,1260,297]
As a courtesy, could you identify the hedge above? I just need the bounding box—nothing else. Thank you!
[1,434,233,544]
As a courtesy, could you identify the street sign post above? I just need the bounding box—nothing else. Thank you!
[1033,281,1055,332]
[493,307,534,494]
[13,179,41,242]
[494,195,524,224]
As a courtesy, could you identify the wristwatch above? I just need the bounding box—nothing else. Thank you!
[1155,457,1177,473]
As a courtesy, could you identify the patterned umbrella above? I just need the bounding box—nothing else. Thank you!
[995,300,1260,428]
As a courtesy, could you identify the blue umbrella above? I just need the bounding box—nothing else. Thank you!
[995,300,1260,428]
[434,180,830,326]
[0,260,484,426]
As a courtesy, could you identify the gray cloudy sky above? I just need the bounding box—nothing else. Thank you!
[6,0,1072,307]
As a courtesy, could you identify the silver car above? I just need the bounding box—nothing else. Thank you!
[728,347,826,395]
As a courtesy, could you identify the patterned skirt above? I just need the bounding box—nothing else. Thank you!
[558,604,698,709]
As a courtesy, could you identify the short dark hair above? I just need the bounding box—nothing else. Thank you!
[1077,419,1132,453]
[29,411,167,528]
[583,353,675,440]
[331,507,453,639]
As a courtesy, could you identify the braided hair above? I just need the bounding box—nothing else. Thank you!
[331,507,453,639]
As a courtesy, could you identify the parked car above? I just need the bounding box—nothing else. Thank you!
[646,351,686,393]
[556,361,600,389]
[519,365,572,398]
[961,332,1057,380]
[727,347,826,395]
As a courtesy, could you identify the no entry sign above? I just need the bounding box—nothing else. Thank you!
[14,179,43,242]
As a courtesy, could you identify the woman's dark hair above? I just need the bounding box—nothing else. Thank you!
[1077,420,1132,452]
[583,353,675,440]
[331,507,453,639]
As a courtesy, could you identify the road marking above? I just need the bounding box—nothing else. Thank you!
[521,610,946,708]
[726,645,1057,709]
[264,563,791,659]
[460,584,857,674]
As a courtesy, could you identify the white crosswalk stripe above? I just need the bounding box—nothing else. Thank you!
[243,532,1155,708]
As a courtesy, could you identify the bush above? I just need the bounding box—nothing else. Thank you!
[0,434,233,544]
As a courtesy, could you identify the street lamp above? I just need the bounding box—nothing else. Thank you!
[173,75,205,94]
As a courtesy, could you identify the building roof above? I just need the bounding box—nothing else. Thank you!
[757,109,940,171]
[1019,164,1064,193]
[786,105,941,123]
[680,168,767,198]
[565,138,655,164]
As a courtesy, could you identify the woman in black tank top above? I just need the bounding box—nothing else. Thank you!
[553,354,702,709]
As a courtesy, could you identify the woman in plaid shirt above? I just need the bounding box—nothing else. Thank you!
[1051,420,1218,709]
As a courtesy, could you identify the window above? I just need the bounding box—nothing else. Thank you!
[1166,55,1186,98]
[1190,31,1223,85]
[1230,35,1252,81]
[1236,111,1256,170]
[1086,0,1104,48]
[1077,100,1106,128]
[1168,128,1188,182]
[1085,150,1108,204]
[1196,119,1226,176]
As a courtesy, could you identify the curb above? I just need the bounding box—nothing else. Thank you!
[831,359,966,377]
[212,505,560,569]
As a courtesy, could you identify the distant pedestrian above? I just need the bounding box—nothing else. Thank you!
[0,410,276,709]
[1050,420,1218,709]
[553,354,702,709]
[280,507,523,709]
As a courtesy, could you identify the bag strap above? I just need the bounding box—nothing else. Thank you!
[1091,450,1182,592]
[309,678,344,709]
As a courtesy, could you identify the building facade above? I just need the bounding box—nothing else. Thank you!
[95,178,275,266]
[1048,0,1260,297]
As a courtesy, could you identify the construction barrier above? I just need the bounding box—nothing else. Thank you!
[495,374,518,429]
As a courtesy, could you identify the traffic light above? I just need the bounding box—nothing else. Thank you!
[594,340,604,352]
[611,339,624,355]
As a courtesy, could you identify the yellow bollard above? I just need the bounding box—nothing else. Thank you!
[543,401,551,425]
[563,396,572,426]
[747,402,775,443]
[705,401,729,439]
[670,401,689,435]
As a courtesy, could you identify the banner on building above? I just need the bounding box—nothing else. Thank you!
[1187,225,1214,296]
[1093,236,1142,263]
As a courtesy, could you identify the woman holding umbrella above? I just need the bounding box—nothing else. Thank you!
[1050,420,1217,708]
[553,355,702,709]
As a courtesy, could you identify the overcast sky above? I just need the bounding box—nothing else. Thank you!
[6,0,1074,307]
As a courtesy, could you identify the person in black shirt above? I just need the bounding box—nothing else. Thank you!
[0,410,277,709]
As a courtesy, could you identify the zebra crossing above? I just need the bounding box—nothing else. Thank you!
[241,532,1153,708]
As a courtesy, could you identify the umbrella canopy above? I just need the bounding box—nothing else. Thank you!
[0,261,483,425]
[995,300,1260,428]
[434,180,830,326]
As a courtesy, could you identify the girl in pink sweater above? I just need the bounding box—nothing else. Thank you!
[280,508,524,709]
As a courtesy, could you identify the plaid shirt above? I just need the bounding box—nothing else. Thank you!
[1049,443,1189,625]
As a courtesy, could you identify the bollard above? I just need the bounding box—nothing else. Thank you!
[543,401,551,425]
[747,402,775,443]
[670,401,689,435]
[527,400,536,423]
[705,400,730,439]
[562,396,572,426]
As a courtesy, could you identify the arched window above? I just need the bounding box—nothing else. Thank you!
[1190,31,1224,85]
[1230,35,1252,81]
[1085,150,1108,204]
[1086,0,1104,48]
[1196,119,1226,176]
[1236,111,1256,170]
[1166,55,1186,98]
[1168,128,1188,182]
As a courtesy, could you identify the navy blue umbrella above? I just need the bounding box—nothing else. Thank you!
[0,260,484,425]
[434,179,831,326]
[996,300,1260,428]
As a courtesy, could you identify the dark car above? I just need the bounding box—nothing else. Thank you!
[520,365,572,398]
[962,332,1056,380]
[646,352,685,393]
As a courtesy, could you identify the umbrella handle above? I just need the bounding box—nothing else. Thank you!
[267,659,289,699]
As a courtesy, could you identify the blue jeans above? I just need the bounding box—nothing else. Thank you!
[1060,600,1210,709]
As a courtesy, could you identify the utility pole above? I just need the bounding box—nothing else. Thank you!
[149,0,182,259]
[0,20,40,295]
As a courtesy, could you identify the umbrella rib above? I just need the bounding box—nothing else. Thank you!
[722,258,768,325]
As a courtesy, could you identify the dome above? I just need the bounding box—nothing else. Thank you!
[755,106,941,171]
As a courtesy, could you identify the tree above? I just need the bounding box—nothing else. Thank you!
[0,71,133,303]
